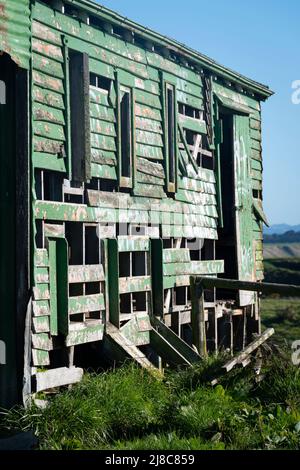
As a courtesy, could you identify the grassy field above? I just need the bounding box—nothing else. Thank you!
[1,353,300,450]
[1,257,299,451]
[261,257,300,345]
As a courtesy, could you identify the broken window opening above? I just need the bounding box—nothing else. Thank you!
[65,223,84,266]
[132,292,147,313]
[166,84,176,191]
[69,50,91,183]
[35,170,64,202]
[119,86,133,186]
[0,80,6,105]
[35,221,44,249]
[90,73,111,92]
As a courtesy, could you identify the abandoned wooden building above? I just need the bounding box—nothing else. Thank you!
[0,0,273,407]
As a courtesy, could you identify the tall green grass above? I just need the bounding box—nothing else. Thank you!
[1,350,300,450]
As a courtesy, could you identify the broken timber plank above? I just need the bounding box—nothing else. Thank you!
[105,323,158,374]
[222,328,274,373]
[33,367,84,392]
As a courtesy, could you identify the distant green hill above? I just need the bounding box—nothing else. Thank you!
[264,258,300,285]
[264,243,300,259]
[264,231,300,244]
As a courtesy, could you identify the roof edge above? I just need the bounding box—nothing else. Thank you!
[61,0,274,100]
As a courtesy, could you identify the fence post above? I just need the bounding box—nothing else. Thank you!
[190,277,207,357]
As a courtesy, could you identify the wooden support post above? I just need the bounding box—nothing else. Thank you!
[107,239,120,328]
[150,239,164,318]
[190,277,207,357]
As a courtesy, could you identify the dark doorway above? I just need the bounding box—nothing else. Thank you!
[215,110,238,300]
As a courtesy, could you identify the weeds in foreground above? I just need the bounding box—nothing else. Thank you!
[1,349,300,450]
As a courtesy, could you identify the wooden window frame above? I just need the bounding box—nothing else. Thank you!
[67,47,91,183]
[116,71,136,190]
[162,74,178,194]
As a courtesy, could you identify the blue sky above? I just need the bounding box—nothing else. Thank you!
[96,0,300,225]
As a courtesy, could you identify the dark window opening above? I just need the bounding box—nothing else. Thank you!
[119,252,130,278]
[201,154,214,170]
[120,293,131,314]
[65,223,83,266]
[85,282,100,295]
[132,292,147,312]
[69,283,84,297]
[120,88,132,182]
[175,287,188,306]
[69,50,91,183]
[166,85,176,188]
[90,73,111,92]
[85,226,100,265]
[35,221,44,249]
[64,4,78,17]
[132,252,147,277]
[35,170,63,202]
[35,170,43,200]
[215,112,238,301]
[202,239,215,261]
[0,80,6,104]
[178,103,201,120]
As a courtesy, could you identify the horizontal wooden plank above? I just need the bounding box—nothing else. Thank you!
[162,225,218,240]
[32,20,63,46]
[90,102,116,122]
[68,265,105,284]
[90,118,116,137]
[91,163,117,180]
[34,121,65,141]
[137,157,165,179]
[90,87,110,107]
[34,249,49,267]
[33,284,50,301]
[134,183,166,199]
[33,136,65,155]
[177,91,203,110]
[33,152,67,172]
[34,367,83,392]
[33,300,50,317]
[66,324,104,347]
[178,115,207,134]
[91,133,116,151]
[179,176,216,195]
[33,316,50,334]
[136,129,164,147]
[163,260,224,276]
[135,116,163,134]
[69,294,105,315]
[33,85,65,110]
[164,275,191,289]
[119,276,151,294]
[135,103,161,122]
[32,333,53,351]
[32,349,50,367]
[32,38,63,62]
[176,188,216,206]
[32,52,64,79]
[137,171,165,186]
[118,237,150,252]
[135,89,162,109]
[33,70,64,94]
[136,143,164,161]
[33,102,65,125]
[163,249,191,263]
[34,267,49,284]
[91,149,117,166]
[44,223,65,238]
